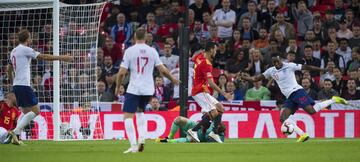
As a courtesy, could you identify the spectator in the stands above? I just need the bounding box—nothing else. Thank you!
[110,13,132,47]
[273,30,287,53]
[189,0,211,22]
[154,76,171,103]
[145,97,166,111]
[98,80,115,102]
[229,29,242,52]
[219,81,243,101]
[270,12,295,40]
[214,40,231,69]
[239,16,259,42]
[238,0,259,30]
[97,48,104,66]
[320,61,336,82]
[321,41,346,71]
[286,38,302,61]
[262,39,280,65]
[96,65,105,82]
[349,25,360,48]
[324,10,339,32]
[285,51,297,63]
[302,70,319,91]
[165,36,179,56]
[103,5,121,33]
[225,49,248,77]
[337,19,353,40]
[129,11,140,31]
[145,33,161,54]
[245,48,266,76]
[245,80,270,101]
[116,84,125,103]
[102,55,119,75]
[102,36,123,64]
[157,13,178,39]
[169,1,182,23]
[341,79,360,100]
[291,1,313,40]
[313,16,326,43]
[345,9,355,29]
[160,43,179,71]
[302,45,321,77]
[347,47,360,73]
[257,0,277,30]
[312,39,322,60]
[208,25,221,43]
[302,78,318,100]
[252,27,269,50]
[318,79,339,100]
[212,0,236,39]
[154,6,165,25]
[142,12,159,35]
[334,0,345,21]
[337,38,352,65]
[213,74,228,99]
[138,0,155,23]
[332,67,346,94]
[200,11,212,38]
[105,71,116,95]
[300,30,316,53]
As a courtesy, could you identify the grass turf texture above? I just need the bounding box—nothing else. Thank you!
[1,139,360,162]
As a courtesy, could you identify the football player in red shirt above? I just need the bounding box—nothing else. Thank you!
[188,42,231,143]
[0,92,20,144]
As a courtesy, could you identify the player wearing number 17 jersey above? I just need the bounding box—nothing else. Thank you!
[115,28,180,153]
[187,42,231,143]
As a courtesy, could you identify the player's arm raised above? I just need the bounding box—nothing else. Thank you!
[157,65,180,85]
[241,73,266,82]
[36,54,73,62]
[301,65,325,72]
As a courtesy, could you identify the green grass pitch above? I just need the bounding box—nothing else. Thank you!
[1,139,360,162]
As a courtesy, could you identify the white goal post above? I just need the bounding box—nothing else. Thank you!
[0,0,106,141]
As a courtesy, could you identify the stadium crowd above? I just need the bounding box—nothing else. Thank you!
[1,0,360,111]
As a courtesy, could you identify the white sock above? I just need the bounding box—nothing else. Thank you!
[136,112,146,144]
[124,118,137,147]
[13,111,37,134]
[15,113,24,135]
[313,99,335,112]
[284,117,305,136]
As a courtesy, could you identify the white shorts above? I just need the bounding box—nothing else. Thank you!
[192,92,219,113]
[0,127,8,144]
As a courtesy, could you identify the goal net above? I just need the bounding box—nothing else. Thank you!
[0,0,106,140]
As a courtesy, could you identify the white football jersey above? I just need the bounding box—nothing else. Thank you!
[10,44,40,86]
[121,43,163,95]
[262,62,303,98]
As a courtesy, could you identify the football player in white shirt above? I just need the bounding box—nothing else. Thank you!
[115,28,180,153]
[4,30,73,145]
[241,53,349,142]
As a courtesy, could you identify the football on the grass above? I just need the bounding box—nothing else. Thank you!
[281,122,295,135]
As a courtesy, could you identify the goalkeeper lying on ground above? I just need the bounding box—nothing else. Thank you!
[155,116,225,143]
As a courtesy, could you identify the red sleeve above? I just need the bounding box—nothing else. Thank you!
[201,63,213,79]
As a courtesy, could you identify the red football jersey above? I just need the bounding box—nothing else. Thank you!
[0,102,19,130]
[191,53,213,96]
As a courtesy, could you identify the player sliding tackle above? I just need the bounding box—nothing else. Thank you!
[241,51,348,142]
[155,116,225,143]
[115,28,180,153]
[188,42,232,143]
[4,29,73,145]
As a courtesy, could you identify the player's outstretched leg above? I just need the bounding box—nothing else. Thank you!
[188,113,213,142]
[208,103,224,143]
[6,105,39,145]
[280,108,309,142]
[156,116,183,143]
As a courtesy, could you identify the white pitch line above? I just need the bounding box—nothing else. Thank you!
[188,139,360,145]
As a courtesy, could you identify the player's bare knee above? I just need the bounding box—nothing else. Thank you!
[215,104,224,114]
[210,109,218,119]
